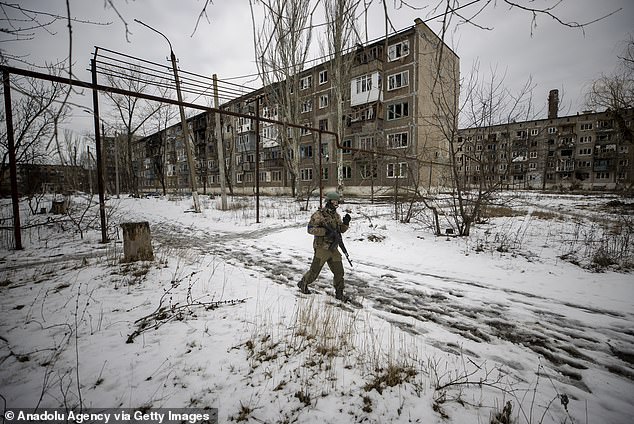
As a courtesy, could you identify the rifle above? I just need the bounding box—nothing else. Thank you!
[325,224,353,267]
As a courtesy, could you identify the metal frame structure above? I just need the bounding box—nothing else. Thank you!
[2,53,428,250]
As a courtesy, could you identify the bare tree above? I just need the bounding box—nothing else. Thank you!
[250,0,316,197]
[322,0,361,195]
[102,63,165,195]
[146,103,177,195]
[586,36,634,193]
[586,36,634,138]
[0,69,70,187]
[415,58,536,236]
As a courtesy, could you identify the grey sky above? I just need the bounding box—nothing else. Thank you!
[3,0,632,137]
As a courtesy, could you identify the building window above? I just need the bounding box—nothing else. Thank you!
[300,75,312,90]
[342,165,352,179]
[529,163,537,170]
[387,162,407,178]
[300,123,312,136]
[387,102,409,120]
[320,143,329,160]
[548,127,557,134]
[301,99,312,113]
[387,132,408,149]
[387,70,409,90]
[319,94,329,109]
[319,119,328,131]
[300,145,313,158]
[579,136,592,143]
[530,129,539,136]
[579,148,592,155]
[342,139,352,154]
[595,172,610,179]
[388,40,409,61]
[300,168,313,181]
[355,74,372,94]
[272,170,282,182]
[360,163,378,179]
[580,123,593,130]
[322,167,329,180]
[319,70,328,85]
[516,130,527,139]
[359,136,375,150]
[529,151,537,159]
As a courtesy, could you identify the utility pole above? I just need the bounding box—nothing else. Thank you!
[135,19,200,213]
[213,74,228,210]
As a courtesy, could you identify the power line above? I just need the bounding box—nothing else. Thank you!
[91,47,255,104]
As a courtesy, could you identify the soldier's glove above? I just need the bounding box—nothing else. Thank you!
[343,213,351,226]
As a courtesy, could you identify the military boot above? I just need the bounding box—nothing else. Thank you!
[297,280,311,294]
[335,288,349,302]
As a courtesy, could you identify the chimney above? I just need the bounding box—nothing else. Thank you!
[548,89,559,119]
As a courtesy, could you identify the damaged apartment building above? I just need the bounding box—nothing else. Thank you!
[134,18,459,196]
[457,90,633,191]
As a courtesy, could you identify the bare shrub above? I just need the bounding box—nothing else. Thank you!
[560,216,634,271]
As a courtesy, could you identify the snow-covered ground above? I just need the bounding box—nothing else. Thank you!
[0,192,632,423]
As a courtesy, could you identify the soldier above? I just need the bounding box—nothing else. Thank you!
[297,191,352,301]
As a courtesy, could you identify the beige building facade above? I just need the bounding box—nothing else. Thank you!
[456,107,633,191]
[134,19,460,197]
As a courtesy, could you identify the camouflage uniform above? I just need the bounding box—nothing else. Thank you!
[298,205,349,297]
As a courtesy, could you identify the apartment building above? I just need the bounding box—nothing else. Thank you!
[134,18,460,196]
[0,164,92,197]
[456,97,633,191]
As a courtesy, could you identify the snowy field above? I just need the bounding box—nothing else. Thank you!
[0,192,633,424]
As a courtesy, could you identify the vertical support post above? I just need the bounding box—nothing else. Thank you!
[255,96,260,223]
[170,51,200,213]
[318,131,323,209]
[2,70,22,250]
[114,132,120,198]
[212,74,228,210]
[91,57,109,243]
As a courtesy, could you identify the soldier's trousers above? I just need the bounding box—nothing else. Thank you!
[300,247,344,292]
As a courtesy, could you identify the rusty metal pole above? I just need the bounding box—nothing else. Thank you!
[255,96,260,223]
[2,70,22,250]
[91,56,109,243]
[170,50,201,213]
[319,131,323,209]
[212,74,228,210]
[135,19,200,212]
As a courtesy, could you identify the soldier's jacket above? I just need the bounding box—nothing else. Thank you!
[307,207,349,251]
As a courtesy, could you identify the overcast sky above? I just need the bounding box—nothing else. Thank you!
[3,0,632,137]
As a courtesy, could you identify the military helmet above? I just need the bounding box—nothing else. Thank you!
[325,192,340,202]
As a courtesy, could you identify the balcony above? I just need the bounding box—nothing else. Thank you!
[238,122,253,134]
[593,159,611,172]
[594,144,617,158]
[240,162,254,172]
[556,159,575,172]
[263,158,284,168]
